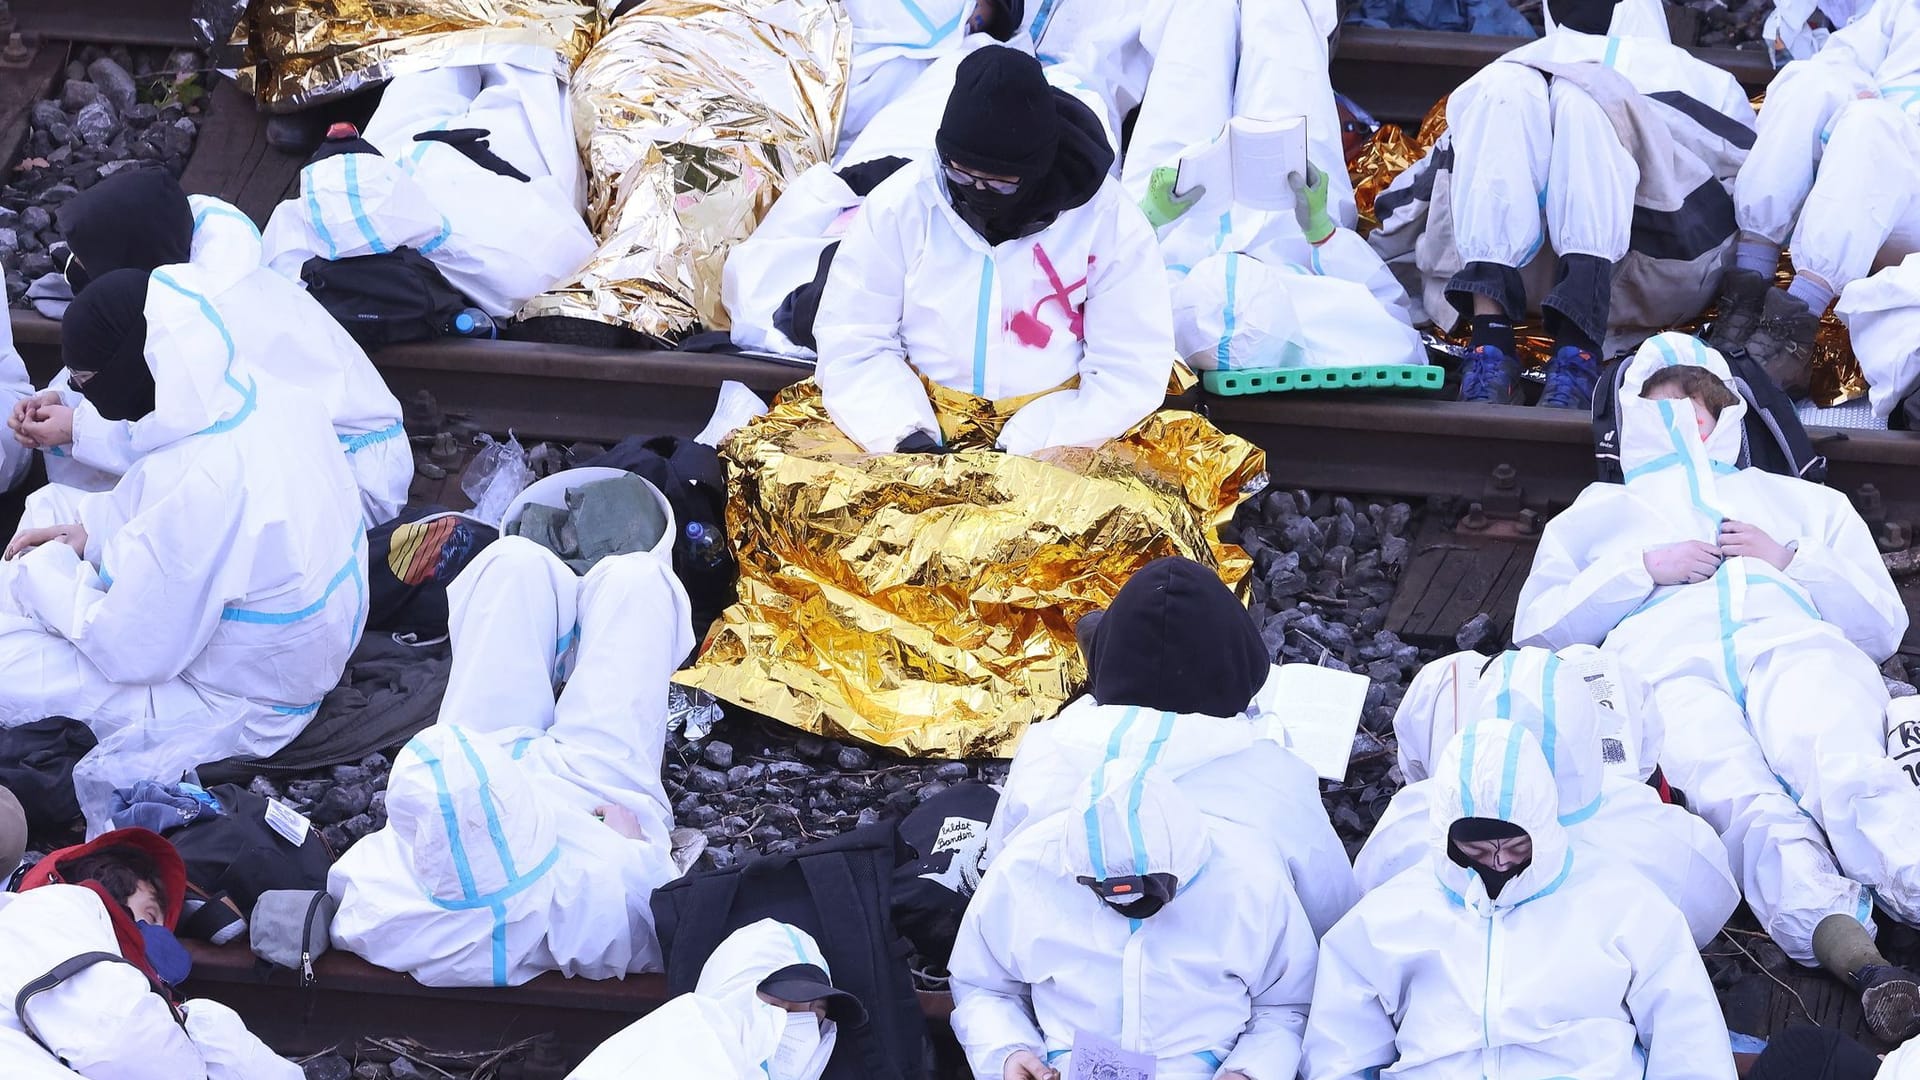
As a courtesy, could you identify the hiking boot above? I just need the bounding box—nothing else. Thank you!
[1858,964,1920,1044]
[1707,267,1771,350]
[1538,346,1600,411]
[1459,346,1522,405]
[1742,287,1820,399]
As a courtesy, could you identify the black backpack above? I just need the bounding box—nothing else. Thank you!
[581,435,739,641]
[0,717,96,832]
[650,825,927,1080]
[169,784,333,933]
[300,246,469,349]
[1592,347,1828,484]
[890,783,999,972]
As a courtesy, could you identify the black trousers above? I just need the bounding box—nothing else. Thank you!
[1748,1026,1881,1080]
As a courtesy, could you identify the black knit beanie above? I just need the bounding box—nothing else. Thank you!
[935,46,1060,181]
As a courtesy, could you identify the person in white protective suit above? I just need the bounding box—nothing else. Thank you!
[1301,719,1736,1080]
[836,0,1033,158]
[0,310,31,494]
[952,767,1318,1080]
[1354,647,1739,949]
[1515,331,1920,1043]
[329,536,694,987]
[1,268,366,834]
[8,169,411,526]
[567,919,868,1080]
[0,829,302,1078]
[1712,0,1920,403]
[261,60,594,320]
[1405,0,1753,410]
[813,45,1173,457]
[982,556,1359,938]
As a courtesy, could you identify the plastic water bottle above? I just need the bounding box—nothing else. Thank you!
[448,307,497,339]
[683,520,728,568]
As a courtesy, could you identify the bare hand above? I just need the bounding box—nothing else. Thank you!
[1003,1050,1059,1080]
[6,390,58,447]
[593,803,646,840]
[1720,520,1793,571]
[1643,540,1723,586]
[5,524,86,561]
[18,403,74,450]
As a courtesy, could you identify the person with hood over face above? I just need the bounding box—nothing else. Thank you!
[813,45,1174,458]
[567,919,866,1080]
[0,828,299,1078]
[1,268,366,833]
[1710,0,1920,400]
[982,555,1358,939]
[9,168,411,526]
[1515,331,1920,1042]
[1371,0,1754,411]
[1302,719,1734,1080]
[952,766,1318,1080]
[1355,647,1739,948]
[329,537,694,987]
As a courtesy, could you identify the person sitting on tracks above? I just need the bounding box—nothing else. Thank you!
[0,268,367,834]
[813,44,1172,458]
[981,556,1360,939]
[1368,0,1755,410]
[0,311,31,496]
[1302,719,1736,1080]
[1354,646,1739,949]
[1516,331,1920,1043]
[0,828,300,1078]
[952,765,1318,1080]
[1708,0,1920,404]
[6,168,411,527]
[568,919,866,1080]
[328,535,693,988]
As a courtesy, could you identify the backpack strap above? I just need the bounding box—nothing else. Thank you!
[651,861,745,996]
[16,951,146,1057]
[798,832,921,1080]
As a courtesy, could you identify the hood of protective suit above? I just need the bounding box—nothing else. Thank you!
[385,727,560,909]
[1062,766,1212,905]
[184,195,270,295]
[1475,650,1606,821]
[1430,719,1572,908]
[1617,333,1746,541]
[1081,557,1268,719]
[694,920,842,1080]
[56,168,193,285]
[20,827,189,985]
[118,240,265,453]
[1542,0,1669,39]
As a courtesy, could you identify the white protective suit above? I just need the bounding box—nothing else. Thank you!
[838,2,1040,158]
[952,770,1319,1080]
[46,196,411,527]
[1515,331,1920,963]
[262,61,594,319]
[1355,647,1739,948]
[813,158,1174,455]
[0,312,31,494]
[567,920,844,1080]
[0,888,301,1079]
[330,538,691,987]
[982,693,1359,938]
[3,269,366,832]
[1301,720,1736,1080]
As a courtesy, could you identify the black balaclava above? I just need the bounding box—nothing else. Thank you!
[56,169,193,291]
[1547,0,1624,34]
[1447,817,1534,900]
[62,269,156,422]
[1079,556,1269,719]
[935,46,1115,246]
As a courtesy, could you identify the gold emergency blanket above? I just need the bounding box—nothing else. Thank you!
[230,0,595,112]
[678,381,1266,758]
[516,0,849,340]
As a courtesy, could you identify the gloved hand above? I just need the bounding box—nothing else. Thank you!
[1140,165,1204,230]
[896,430,951,455]
[1719,520,1794,570]
[1290,161,1335,245]
[1643,540,1722,585]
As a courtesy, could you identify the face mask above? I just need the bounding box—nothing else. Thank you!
[138,922,193,987]
[946,179,1029,239]
[766,1010,833,1080]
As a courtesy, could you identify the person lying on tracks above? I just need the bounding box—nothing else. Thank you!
[6,168,411,527]
[1302,719,1736,1080]
[0,268,367,835]
[328,536,694,988]
[568,919,866,1080]
[0,827,300,1078]
[952,764,1318,1080]
[1516,331,1920,1043]
[1356,646,1739,949]
[981,555,1359,939]
[1369,0,1755,410]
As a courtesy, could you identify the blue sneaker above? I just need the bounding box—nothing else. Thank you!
[1459,346,1522,405]
[1539,346,1599,411]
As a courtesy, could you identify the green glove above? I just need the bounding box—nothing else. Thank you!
[1292,162,1335,245]
[1140,164,1203,229]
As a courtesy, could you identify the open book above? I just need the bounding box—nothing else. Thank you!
[1175,114,1310,213]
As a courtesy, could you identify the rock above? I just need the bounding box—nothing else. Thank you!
[685,766,728,793]
[87,57,139,113]
[794,735,829,760]
[340,813,378,841]
[123,102,159,129]
[30,101,66,132]
[19,206,49,234]
[59,79,105,114]
[725,764,754,787]
[856,807,885,827]
[767,761,811,780]
[312,784,371,825]
[303,1055,353,1080]
[19,253,51,278]
[163,117,196,161]
[836,746,871,771]
[74,100,116,146]
[916,780,950,803]
[685,805,721,827]
[1454,612,1497,653]
[931,762,969,782]
[247,776,282,801]
[702,740,735,769]
[329,765,371,785]
[360,753,390,772]
[320,824,352,853]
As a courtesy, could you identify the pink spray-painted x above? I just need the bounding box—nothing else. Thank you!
[1007,244,1095,349]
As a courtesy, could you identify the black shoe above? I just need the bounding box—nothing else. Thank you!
[1707,268,1771,350]
[1742,287,1820,400]
[1857,964,1920,1043]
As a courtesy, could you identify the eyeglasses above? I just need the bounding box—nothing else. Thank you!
[943,164,1021,196]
